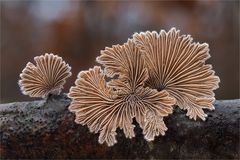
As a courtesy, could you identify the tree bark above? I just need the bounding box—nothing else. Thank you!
[0,94,239,159]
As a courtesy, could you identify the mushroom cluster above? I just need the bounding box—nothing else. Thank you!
[69,40,175,146]
[68,28,220,146]
[18,28,220,146]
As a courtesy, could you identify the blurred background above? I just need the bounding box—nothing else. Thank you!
[0,0,239,103]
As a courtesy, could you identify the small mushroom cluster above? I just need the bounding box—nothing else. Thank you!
[19,28,220,147]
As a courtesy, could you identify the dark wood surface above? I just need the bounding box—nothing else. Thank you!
[0,94,239,159]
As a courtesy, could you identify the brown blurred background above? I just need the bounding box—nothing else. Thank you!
[0,0,239,103]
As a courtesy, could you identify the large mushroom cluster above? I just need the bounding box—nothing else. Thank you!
[18,28,220,147]
[68,28,220,146]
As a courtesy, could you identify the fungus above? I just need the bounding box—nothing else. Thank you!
[19,53,72,98]
[68,40,175,146]
[69,28,220,146]
[133,28,220,120]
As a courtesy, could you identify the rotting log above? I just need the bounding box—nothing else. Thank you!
[0,94,239,159]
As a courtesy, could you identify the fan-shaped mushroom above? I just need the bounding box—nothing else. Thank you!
[133,28,220,120]
[69,40,175,146]
[19,53,72,98]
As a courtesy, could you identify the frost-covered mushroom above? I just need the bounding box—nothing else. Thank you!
[19,53,72,98]
[68,40,175,146]
[133,28,220,120]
